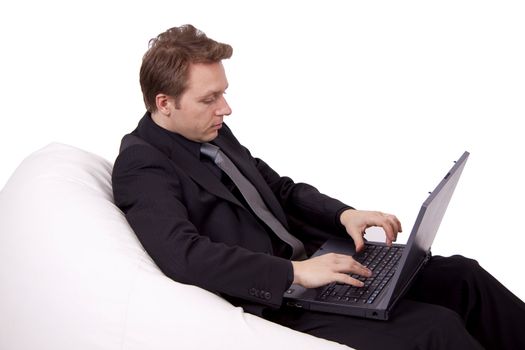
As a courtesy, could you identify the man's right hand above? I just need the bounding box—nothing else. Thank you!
[291,253,372,289]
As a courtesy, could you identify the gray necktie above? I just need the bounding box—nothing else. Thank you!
[201,143,307,260]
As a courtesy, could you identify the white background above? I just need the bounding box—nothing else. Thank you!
[1,1,524,301]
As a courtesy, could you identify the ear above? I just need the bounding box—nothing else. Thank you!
[155,94,175,116]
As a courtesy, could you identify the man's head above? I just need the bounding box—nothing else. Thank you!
[140,25,233,142]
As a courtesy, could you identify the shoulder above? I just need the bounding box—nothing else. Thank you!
[113,135,175,182]
[112,136,183,211]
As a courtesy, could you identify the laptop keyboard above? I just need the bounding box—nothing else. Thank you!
[318,244,404,305]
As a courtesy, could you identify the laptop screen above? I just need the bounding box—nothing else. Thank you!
[389,152,469,301]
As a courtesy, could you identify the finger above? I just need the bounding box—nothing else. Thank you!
[352,261,373,278]
[386,213,402,234]
[334,254,372,277]
[394,216,403,233]
[381,222,396,246]
[381,214,401,244]
[333,273,365,287]
[347,229,365,252]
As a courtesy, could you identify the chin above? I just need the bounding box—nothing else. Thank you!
[201,132,218,143]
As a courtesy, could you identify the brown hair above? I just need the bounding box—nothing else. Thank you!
[140,24,233,112]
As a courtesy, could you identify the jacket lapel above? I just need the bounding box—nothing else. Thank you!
[169,142,244,208]
[213,127,290,228]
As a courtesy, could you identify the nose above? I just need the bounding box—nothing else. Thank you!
[216,95,232,117]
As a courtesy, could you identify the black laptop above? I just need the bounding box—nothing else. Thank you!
[283,151,469,320]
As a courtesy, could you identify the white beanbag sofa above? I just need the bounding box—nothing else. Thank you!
[0,143,350,350]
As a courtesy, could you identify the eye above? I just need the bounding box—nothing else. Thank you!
[201,91,226,105]
[201,95,218,105]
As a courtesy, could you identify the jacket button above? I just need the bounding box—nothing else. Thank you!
[249,288,257,296]
[264,292,272,300]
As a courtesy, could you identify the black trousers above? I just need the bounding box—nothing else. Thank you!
[267,255,525,350]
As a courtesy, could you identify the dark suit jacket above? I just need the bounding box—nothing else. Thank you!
[112,113,352,316]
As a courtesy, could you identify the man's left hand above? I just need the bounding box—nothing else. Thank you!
[339,209,403,252]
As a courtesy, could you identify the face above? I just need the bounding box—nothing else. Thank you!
[153,61,232,143]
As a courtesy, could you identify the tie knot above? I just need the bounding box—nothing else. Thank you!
[200,143,220,161]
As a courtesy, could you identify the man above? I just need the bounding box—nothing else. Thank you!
[112,25,525,349]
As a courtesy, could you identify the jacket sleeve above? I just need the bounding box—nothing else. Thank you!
[255,155,353,230]
[112,144,293,309]
[235,143,352,231]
